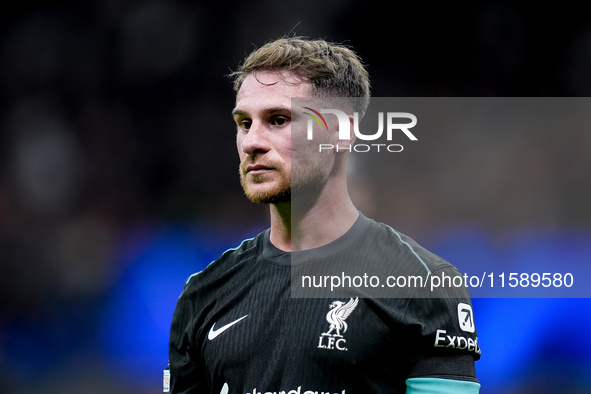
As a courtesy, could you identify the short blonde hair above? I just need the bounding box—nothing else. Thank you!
[230,37,370,116]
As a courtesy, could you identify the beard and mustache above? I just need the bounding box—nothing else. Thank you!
[239,163,291,204]
[239,155,332,205]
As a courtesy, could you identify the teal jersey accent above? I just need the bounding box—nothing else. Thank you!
[407,377,481,393]
[387,225,432,275]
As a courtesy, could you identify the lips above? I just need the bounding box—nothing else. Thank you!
[245,163,274,174]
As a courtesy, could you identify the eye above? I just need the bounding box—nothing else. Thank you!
[271,116,289,127]
[238,118,252,130]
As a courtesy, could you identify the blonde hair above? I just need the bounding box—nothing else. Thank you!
[230,37,370,116]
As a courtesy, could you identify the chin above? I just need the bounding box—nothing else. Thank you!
[243,184,291,204]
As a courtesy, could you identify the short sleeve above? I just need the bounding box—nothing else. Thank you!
[168,283,207,393]
[404,266,481,383]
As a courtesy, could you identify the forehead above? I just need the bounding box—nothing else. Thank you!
[234,71,313,113]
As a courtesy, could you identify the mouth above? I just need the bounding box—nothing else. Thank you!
[245,164,274,175]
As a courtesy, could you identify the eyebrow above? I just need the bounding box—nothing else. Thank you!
[231,107,290,117]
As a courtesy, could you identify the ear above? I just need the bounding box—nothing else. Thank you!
[334,115,356,152]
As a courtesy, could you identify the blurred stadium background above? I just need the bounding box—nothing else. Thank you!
[1,1,590,393]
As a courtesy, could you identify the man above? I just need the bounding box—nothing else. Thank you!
[167,37,481,393]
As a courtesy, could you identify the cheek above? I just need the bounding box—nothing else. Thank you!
[274,133,293,156]
[236,134,245,156]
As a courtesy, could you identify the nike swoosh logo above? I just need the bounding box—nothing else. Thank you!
[208,315,248,340]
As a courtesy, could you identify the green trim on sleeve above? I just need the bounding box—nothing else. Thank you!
[406,378,480,394]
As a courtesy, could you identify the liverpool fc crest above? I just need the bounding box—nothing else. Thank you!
[318,297,358,351]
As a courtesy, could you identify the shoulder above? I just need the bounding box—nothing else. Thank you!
[169,230,267,349]
[182,229,266,292]
[365,218,456,275]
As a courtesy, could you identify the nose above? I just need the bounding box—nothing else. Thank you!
[239,122,270,155]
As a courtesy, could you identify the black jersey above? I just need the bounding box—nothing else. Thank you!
[168,213,480,393]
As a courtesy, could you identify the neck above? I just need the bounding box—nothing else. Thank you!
[268,176,359,252]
